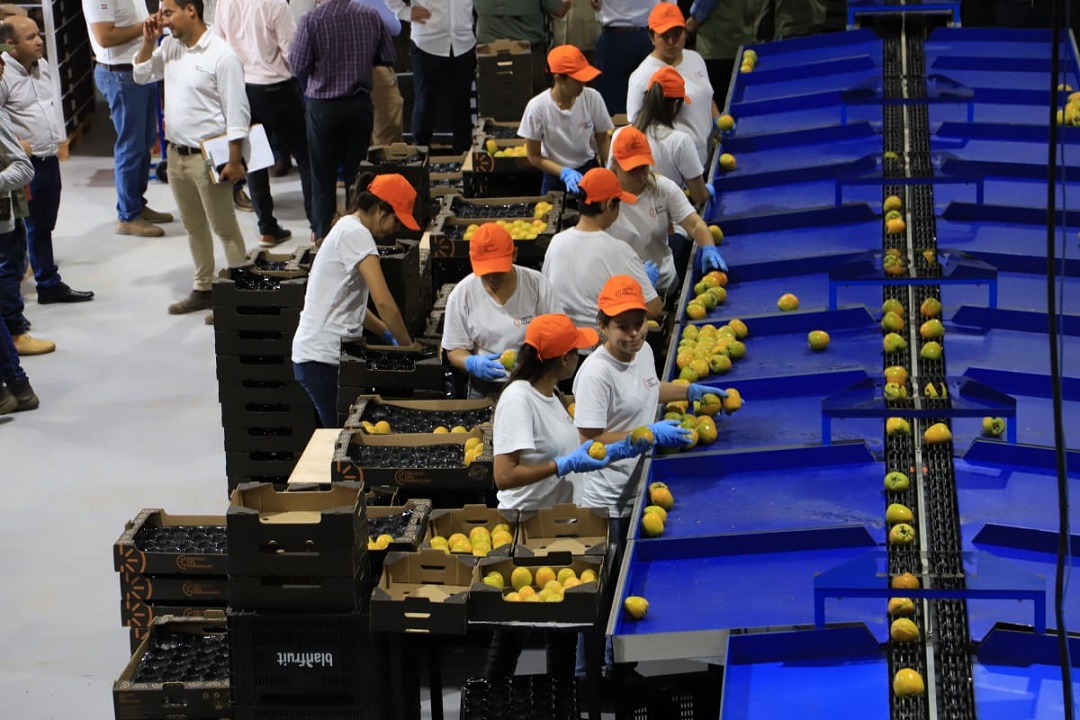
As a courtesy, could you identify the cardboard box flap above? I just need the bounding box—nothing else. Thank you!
[476,40,531,57]
[517,504,608,557]
[368,143,430,161]
[228,482,364,520]
[379,549,476,599]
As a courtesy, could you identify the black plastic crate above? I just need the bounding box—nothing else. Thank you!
[460,674,579,720]
[212,269,307,309]
[212,305,301,333]
[217,355,294,383]
[220,401,316,429]
[337,340,443,391]
[219,377,312,405]
[228,566,368,613]
[225,451,301,480]
[215,329,294,356]
[614,669,723,720]
[231,703,382,720]
[223,427,315,454]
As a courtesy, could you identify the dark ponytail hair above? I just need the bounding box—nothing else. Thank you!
[632,82,681,132]
[347,171,396,216]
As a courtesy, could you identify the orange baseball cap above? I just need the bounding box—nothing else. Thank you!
[469,222,515,276]
[649,2,686,34]
[578,167,638,204]
[598,275,649,316]
[649,66,691,103]
[612,127,655,171]
[368,174,420,230]
[525,313,599,360]
[547,45,601,83]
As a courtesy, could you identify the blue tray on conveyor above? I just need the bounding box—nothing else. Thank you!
[922,27,1080,92]
[719,626,889,720]
[684,271,881,320]
[935,215,1080,278]
[973,626,1080,719]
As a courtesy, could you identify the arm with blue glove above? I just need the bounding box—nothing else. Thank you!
[687,383,728,403]
[464,353,509,382]
[560,167,583,193]
[554,440,611,477]
[381,330,399,346]
[643,260,660,289]
[699,244,728,273]
[606,434,652,462]
[648,419,695,448]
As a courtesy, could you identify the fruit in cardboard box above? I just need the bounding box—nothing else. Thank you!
[557,568,577,584]
[483,571,505,589]
[534,567,557,587]
[511,567,533,591]
[485,139,498,154]
[579,569,598,583]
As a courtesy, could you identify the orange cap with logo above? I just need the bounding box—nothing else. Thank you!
[368,174,420,230]
[525,313,599,360]
[547,45,601,83]
[578,167,638,204]
[469,222,515,276]
[612,126,656,171]
[649,66,691,103]
[649,2,686,34]
[598,275,649,316]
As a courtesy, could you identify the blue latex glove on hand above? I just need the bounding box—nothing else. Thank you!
[607,435,650,462]
[688,383,728,403]
[464,353,508,381]
[560,167,583,193]
[706,183,716,201]
[555,440,609,477]
[381,330,399,346]
[643,260,660,288]
[649,419,694,448]
[699,244,728,273]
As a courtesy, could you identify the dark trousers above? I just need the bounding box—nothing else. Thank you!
[705,58,737,104]
[410,43,476,153]
[593,27,652,116]
[0,305,26,385]
[293,360,339,428]
[26,155,62,291]
[0,221,29,335]
[306,93,374,240]
[247,80,314,235]
[485,629,578,678]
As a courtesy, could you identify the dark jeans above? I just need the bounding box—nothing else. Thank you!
[247,80,314,235]
[26,155,62,290]
[593,27,652,116]
[293,360,339,428]
[0,222,30,335]
[410,43,476,153]
[306,93,374,240]
[540,157,600,195]
[93,65,157,222]
[486,628,578,678]
[668,231,693,292]
[0,315,26,385]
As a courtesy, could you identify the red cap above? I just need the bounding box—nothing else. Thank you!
[547,45,601,83]
[649,66,691,103]
[578,167,638,204]
[469,223,515,276]
[612,126,655,171]
[525,314,599,360]
[649,2,686,34]
[598,275,649,315]
[368,174,420,230]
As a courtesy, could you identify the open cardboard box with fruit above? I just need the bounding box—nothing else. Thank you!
[422,504,518,558]
[344,395,495,433]
[515,504,609,559]
[469,555,604,625]
[467,128,535,173]
[332,428,493,491]
[428,215,554,259]
[440,193,562,222]
[369,548,479,634]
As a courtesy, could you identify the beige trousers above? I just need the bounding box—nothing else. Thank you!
[371,66,404,147]
[167,146,248,292]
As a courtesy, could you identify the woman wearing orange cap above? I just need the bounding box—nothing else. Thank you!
[292,173,416,427]
[608,126,725,292]
[442,222,564,398]
[486,312,646,677]
[519,45,614,195]
[626,2,720,164]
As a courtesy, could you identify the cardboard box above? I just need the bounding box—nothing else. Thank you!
[429,153,467,198]
[476,41,533,121]
[226,482,368,578]
[120,597,227,629]
[469,555,604,625]
[120,570,229,605]
[333,428,493,492]
[428,215,553,260]
[114,510,228,577]
[422,505,517,557]
[344,395,495,432]
[468,136,536,175]
[515,504,609,559]
[228,566,368,613]
[370,549,478,634]
[113,614,230,720]
[338,338,444,391]
[441,192,562,220]
[368,498,433,551]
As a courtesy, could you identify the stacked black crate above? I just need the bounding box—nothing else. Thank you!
[359,144,433,240]
[214,252,316,494]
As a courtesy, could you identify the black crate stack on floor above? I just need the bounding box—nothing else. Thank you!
[213,251,317,494]
[360,145,434,240]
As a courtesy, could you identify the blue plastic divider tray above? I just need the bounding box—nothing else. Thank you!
[973,626,1080,720]
[923,27,1079,63]
[713,137,880,191]
[936,218,1080,276]
[684,273,880,321]
[737,30,881,73]
[939,272,1080,316]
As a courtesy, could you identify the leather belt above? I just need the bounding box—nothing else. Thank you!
[171,144,201,156]
[98,62,133,72]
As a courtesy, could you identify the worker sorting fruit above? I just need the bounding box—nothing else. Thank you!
[608,126,726,293]
[518,45,614,195]
[442,222,564,398]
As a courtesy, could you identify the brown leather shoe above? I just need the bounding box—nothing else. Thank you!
[204,311,214,325]
[117,218,165,237]
[168,290,213,315]
[234,187,254,212]
[12,333,56,356]
[141,206,174,223]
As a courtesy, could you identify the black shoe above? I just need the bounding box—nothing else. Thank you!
[259,226,293,249]
[8,380,39,411]
[269,159,292,177]
[0,386,16,414]
[37,282,94,304]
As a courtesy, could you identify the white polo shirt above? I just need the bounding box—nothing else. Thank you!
[626,51,715,164]
[387,0,475,57]
[606,173,695,292]
[598,0,659,27]
[518,88,613,169]
[82,0,148,65]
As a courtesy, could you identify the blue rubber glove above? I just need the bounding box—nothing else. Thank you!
[643,260,660,288]
[560,167,583,193]
[649,419,694,448]
[687,383,728,403]
[706,183,716,201]
[381,330,399,346]
[699,244,728,273]
[555,440,609,477]
[464,353,508,381]
[607,436,650,462]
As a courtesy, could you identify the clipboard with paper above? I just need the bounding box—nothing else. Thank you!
[199,123,274,183]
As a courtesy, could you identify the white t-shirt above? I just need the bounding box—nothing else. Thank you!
[573,344,660,517]
[610,124,702,189]
[292,215,379,365]
[626,52,714,164]
[598,0,659,27]
[606,174,695,292]
[518,88,614,169]
[493,380,579,510]
[441,267,564,357]
[83,0,149,65]
[541,227,659,333]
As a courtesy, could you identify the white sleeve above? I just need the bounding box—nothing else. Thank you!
[589,90,614,132]
[493,386,538,456]
[133,40,166,84]
[219,51,251,141]
[625,66,648,123]
[440,283,475,352]
[81,0,116,23]
[517,95,544,141]
[573,362,614,431]
[339,222,379,270]
[659,174,696,225]
[673,131,704,181]
[537,274,565,315]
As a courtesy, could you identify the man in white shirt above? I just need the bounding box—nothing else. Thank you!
[214,0,313,250]
[134,0,250,317]
[591,0,658,115]
[82,0,174,237]
[386,0,477,152]
[0,18,94,308]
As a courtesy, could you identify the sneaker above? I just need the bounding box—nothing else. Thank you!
[259,227,292,249]
[141,206,175,223]
[168,290,213,315]
[12,333,55,356]
[37,282,94,304]
[8,380,38,411]
[204,311,214,326]
[234,187,254,212]
[0,386,16,414]
[117,218,165,237]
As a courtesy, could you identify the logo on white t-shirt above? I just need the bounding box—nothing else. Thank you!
[643,377,659,390]
[513,314,536,328]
